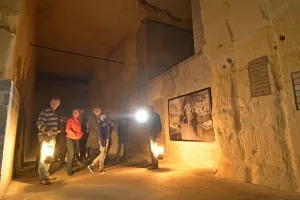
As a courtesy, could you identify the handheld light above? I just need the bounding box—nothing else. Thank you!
[135,109,148,123]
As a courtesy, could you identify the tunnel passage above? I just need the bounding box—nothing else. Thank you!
[1,0,300,198]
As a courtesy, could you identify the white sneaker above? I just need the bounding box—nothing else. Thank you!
[87,165,94,173]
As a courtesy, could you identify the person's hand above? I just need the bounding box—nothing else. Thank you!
[57,130,61,133]
[47,130,53,136]
[157,131,162,138]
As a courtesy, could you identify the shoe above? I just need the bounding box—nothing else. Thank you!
[47,175,57,180]
[116,158,120,163]
[98,169,107,174]
[40,179,51,185]
[147,164,159,170]
[67,171,74,176]
[60,161,67,166]
[87,165,94,173]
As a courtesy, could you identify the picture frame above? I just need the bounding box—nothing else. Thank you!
[168,88,215,142]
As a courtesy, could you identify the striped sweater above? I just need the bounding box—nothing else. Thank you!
[37,107,59,135]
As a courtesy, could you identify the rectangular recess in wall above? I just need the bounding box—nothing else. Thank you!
[292,71,300,110]
[248,56,271,97]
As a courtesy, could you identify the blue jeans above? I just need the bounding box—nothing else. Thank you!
[38,135,56,180]
[148,136,158,166]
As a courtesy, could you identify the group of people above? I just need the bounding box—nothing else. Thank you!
[36,96,162,185]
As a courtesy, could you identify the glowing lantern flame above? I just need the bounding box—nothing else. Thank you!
[40,140,55,162]
[152,144,164,157]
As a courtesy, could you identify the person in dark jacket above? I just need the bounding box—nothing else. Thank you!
[66,108,83,176]
[86,107,101,161]
[54,115,67,166]
[115,119,129,162]
[87,113,110,173]
[145,106,162,170]
[106,119,115,156]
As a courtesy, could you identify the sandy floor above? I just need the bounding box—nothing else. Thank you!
[3,157,300,200]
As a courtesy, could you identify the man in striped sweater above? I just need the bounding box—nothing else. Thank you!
[36,97,61,185]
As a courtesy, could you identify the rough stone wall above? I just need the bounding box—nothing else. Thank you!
[0,0,20,76]
[88,38,141,155]
[30,79,89,154]
[139,55,221,168]
[191,0,206,54]
[0,79,19,195]
[137,21,194,87]
[0,0,37,171]
[88,38,138,114]
[199,0,300,191]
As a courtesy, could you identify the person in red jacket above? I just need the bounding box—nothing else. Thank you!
[66,108,83,176]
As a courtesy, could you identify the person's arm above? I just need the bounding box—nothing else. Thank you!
[66,119,77,138]
[157,115,162,138]
[97,123,105,146]
[158,115,162,132]
[87,116,93,133]
[37,111,47,131]
[37,110,52,135]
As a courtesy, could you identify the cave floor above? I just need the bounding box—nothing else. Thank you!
[3,156,300,200]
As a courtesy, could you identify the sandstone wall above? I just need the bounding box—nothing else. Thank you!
[88,38,142,155]
[199,0,300,191]
[138,20,194,87]
[0,79,19,195]
[30,78,89,154]
[139,54,221,168]
[0,0,37,171]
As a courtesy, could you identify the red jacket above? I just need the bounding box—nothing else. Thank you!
[66,117,83,140]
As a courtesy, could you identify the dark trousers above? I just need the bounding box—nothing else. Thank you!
[54,133,67,164]
[79,135,88,159]
[86,147,91,159]
[116,138,127,160]
[148,136,158,166]
[66,138,79,174]
[74,142,80,160]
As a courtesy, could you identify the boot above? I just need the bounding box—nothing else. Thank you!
[147,163,158,170]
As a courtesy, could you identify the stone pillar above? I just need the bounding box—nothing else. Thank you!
[0,0,20,78]
[0,79,19,195]
[191,0,206,54]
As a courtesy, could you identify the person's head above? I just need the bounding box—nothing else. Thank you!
[147,106,154,113]
[50,97,61,111]
[100,113,106,121]
[72,108,80,119]
[93,107,101,116]
[79,108,84,115]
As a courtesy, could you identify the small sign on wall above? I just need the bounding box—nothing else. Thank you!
[248,56,271,97]
[292,71,300,110]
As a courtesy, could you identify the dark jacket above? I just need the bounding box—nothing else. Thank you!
[146,111,162,138]
[118,124,128,142]
[98,120,110,146]
[86,115,101,148]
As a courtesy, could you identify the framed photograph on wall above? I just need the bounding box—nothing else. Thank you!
[168,88,215,142]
